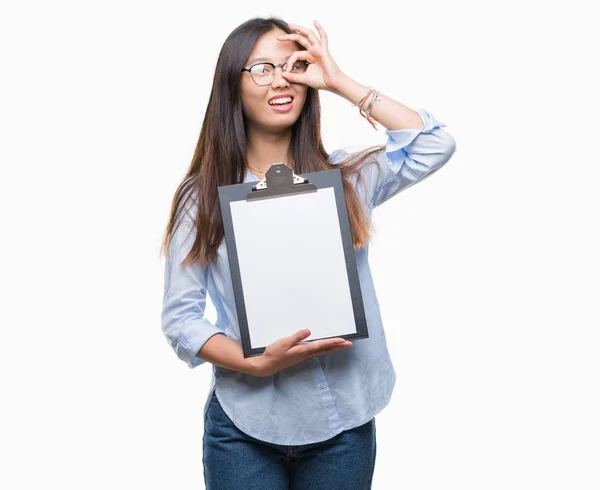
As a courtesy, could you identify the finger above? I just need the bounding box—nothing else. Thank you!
[309,337,349,353]
[278,32,311,51]
[284,50,309,71]
[312,20,328,48]
[311,342,352,357]
[320,343,351,354]
[311,338,343,351]
[286,22,319,45]
[283,328,312,349]
[280,70,306,85]
[288,337,345,356]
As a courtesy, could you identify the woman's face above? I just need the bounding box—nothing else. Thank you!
[240,28,308,131]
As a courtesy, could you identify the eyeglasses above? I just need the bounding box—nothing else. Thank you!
[241,60,309,86]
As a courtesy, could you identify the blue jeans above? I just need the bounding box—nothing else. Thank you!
[203,391,377,489]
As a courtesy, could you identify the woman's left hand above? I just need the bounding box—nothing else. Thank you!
[278,20,346,92]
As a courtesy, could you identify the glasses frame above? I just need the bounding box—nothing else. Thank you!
[241,60,309,86]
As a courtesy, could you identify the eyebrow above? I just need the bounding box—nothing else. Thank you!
[249,55,291,65]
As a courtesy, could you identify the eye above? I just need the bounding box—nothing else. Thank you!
[291,61,308,72]
[250,64,272,75]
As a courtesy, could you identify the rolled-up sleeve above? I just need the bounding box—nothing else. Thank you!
[360,107,456,209]
[161,218,227,369]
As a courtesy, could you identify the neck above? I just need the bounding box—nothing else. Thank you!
[245,124,294,174]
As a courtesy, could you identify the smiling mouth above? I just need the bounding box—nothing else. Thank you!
[268,97,294,113]
[268,96,294,106]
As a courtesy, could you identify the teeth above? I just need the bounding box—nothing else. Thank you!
[269,97,293,105]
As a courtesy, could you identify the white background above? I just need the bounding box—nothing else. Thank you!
[1,1,598,489]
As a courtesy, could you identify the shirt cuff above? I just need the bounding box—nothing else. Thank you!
[383,108,446,174]
[176,319,228,369]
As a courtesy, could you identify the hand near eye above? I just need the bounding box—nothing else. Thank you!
[277,20,346,93]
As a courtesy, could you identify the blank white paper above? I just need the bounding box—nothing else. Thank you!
[229,187,357,349]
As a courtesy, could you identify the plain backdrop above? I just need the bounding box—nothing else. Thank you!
[1,1,598,489]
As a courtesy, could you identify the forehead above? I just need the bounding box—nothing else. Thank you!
[246,29,299,64]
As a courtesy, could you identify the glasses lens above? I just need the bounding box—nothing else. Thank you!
[250,61,309,85]
[250,64,273,85]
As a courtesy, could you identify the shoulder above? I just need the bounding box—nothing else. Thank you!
[328,149,348,164]
[175,181,200,228]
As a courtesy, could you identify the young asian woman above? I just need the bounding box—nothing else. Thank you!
[160,16,456,490]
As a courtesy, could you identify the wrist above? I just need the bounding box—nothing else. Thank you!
[245,356,263,377]
[331,75,370,107]
[328,72,352,96]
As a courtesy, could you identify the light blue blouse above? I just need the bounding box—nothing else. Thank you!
[161,107,456,446]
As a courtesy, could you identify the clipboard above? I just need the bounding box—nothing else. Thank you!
[217,163,369,359]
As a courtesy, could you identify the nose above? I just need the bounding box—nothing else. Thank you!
[270,65,290,88]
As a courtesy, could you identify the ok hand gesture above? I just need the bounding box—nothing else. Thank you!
[278,20,346,93]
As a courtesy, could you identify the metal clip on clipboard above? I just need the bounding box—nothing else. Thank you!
[246,163,317,201]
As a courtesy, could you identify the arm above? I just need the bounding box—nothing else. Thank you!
[331,75,425,131]
[161,214,254,374]
[196,333,256,374]
[278,24,455,208]
[332,77,456,209]
[160,202,348,376]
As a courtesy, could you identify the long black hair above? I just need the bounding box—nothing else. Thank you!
[161,16,384,266]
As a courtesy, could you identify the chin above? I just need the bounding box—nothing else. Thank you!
[263,112,300,125]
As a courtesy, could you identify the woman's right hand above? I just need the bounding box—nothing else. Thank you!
[248,329,353,377]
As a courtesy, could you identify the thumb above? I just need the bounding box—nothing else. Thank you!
[282,71,302,84]
[285,329,311,348]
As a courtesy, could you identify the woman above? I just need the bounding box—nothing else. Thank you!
[161,16,456,490]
